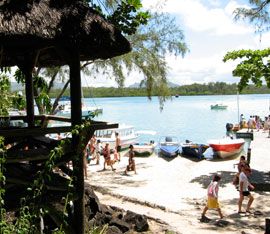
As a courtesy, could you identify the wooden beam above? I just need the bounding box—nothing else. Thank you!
[0,126,73,138]
[0,122,118,139]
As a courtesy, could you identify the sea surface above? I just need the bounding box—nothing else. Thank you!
[84,94,270,145]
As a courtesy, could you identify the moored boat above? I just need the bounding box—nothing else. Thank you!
[207,137,245,159]
[56,102,102,117]
[159,136,181,157]
[95,124,138,149]
[133,141,156,157]
[210,104,228,110]
[181,140,209,159]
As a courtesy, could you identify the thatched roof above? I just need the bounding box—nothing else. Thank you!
[0,0,131,67]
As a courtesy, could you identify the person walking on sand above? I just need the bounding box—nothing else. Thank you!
[232,155,247,189]
[201,174,223,221]
[95,139,102,165]
[115,132,121,161]
[124,145,136,175]
[238,165,254,214]
[103,143,116,171]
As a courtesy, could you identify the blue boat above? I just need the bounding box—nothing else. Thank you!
[180,140,209,159]
[159,136,181,157]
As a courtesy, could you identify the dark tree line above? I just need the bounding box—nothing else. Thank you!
[47,82,270,98]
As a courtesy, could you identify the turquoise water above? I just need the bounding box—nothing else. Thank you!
[84,94,270,144]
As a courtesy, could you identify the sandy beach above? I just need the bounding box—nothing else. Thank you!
[86,130,270,233]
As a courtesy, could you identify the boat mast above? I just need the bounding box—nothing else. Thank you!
[237,90,240,123]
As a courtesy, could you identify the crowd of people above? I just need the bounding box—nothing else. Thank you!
[201,155,255,222]
[240,114,270,133]
[83,133,136,179]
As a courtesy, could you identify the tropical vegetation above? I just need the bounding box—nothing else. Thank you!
[46,82,270,98]
[224,0,270,91]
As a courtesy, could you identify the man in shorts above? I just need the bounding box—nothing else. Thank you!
[115,132,121,161]
[238,165,254,214]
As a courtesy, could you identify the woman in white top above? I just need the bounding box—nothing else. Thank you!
[238,165,254,214]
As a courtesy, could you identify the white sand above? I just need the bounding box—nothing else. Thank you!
[86,131,270,233]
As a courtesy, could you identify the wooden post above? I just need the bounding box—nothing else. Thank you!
[69,48,84,234]
[19,65,35,127]
[247,148,251,165]
[266,218,270,234]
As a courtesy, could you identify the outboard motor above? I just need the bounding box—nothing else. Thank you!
[226,123,233,132]
[226,123,234,139]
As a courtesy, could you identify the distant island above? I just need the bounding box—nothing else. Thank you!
[11,81,270,98]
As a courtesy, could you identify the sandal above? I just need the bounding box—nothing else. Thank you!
[238,211,245,214]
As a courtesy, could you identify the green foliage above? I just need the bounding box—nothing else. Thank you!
[0,72,26,115]
[14,68,52,114]
[223,48,270,91]
[106,0,150,35]
[233,0,270,33]
[89,0,150,35]
[49,82,270,98]
[82,8,188,109]
[0,73,11,116]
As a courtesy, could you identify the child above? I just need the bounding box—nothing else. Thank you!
[201,174,223,222]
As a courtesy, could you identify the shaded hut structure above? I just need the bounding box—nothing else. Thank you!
[0,0,131,233]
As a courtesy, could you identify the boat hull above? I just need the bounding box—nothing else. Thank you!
[133,143,156,156]
[208,138,245,159]
[159,145,180,157]
[181,144,208,159]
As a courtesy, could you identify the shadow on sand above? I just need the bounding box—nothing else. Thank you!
[190,169,270,191]
[157,152,178,162]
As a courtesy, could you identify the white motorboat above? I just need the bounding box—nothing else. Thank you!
[56,102,102,117]
[133,141,157,156]
[95,124,138,149]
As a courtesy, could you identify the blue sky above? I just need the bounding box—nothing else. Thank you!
[142,0,268,86]
[83,0,270,87]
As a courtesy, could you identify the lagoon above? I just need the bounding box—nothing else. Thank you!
[84,94,270,144]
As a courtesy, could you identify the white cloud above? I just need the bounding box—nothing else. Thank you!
[137,0,265,86]
[143,0,253,36]
[166,51,240,85]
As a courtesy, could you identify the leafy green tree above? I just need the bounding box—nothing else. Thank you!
[0,70,26,116]
[223,1,270,91]
[82,5,188,109]
[223,49,270,91]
